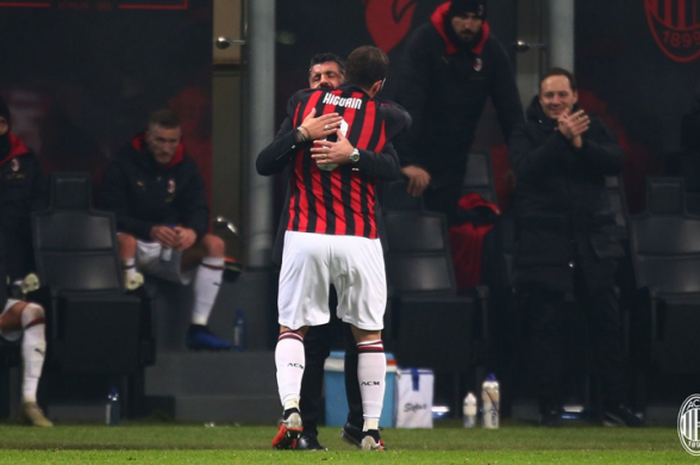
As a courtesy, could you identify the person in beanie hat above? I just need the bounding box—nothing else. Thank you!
[396,0,523,225]
[0,93,51,427]
[448,0,486,19]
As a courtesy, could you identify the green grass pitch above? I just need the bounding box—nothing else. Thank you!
[0,420,694,464]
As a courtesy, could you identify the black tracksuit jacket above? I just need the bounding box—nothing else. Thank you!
[99,134,209,241]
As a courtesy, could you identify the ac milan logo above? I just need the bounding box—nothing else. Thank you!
[678,394,700,455]
[167,179,176,194]
[474,57,483,72]
[645,0,700,63]
[477,4,484,17]
[10,158,19,172]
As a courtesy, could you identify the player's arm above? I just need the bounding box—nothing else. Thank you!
[255,115,299,176]
[395,32,432,169]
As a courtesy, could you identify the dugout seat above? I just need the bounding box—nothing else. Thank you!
[628,177,700,376]
[31,172,155,376]
[383,210,488,373]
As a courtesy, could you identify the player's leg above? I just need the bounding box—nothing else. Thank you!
[351,326,386,450]
[334,236,387,451]
[272,231,332,449]
[182,234,230,351]
[272,326,307,449]
[117,233,139,281]
[0,301,51,427]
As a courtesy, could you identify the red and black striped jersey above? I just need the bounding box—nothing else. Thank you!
[285,84,409,238]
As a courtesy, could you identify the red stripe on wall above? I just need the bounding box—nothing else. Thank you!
[119,0,188,10]
[0,2,50,6]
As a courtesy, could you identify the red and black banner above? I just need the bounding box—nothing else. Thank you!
[576,0,700,212]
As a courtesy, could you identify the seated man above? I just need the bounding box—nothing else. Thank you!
[0,234,50,427]
[100,109,230,351]
[0,94,50,426]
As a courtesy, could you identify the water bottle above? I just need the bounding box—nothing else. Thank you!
[463,392,477,428]
[233,309,246,352]
[159,246,172,263]
[106,386,120,426]
[482,373,500,429]
[159,224,176,263]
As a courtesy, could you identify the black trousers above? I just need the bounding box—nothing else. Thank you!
[524,268,627,412]
[424,182,462,226]
[299,321,362,436]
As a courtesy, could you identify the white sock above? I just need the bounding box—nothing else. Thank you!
[122,258,137,280]
[191,257,225,326]
[357,340,386,431]
[20,304,46,404]
[275,332,305,409]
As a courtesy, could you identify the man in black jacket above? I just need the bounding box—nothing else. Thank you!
[100,109,230,351]
[509,68,642,427]
[396,0,523,224]
[0,95,51,427]
[0,95,46,282]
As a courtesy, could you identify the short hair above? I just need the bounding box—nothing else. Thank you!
[308,52,346,76]
[148,109,180,129]
[539,67,578,93]
[345,46,389,90]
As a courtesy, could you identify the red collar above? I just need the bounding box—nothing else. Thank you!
[0,133,30,166]
[131,133,184,169]
[431,2,490,56]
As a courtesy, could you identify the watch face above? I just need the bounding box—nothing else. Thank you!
[350,149,360,163]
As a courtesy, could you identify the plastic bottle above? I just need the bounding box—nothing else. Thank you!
[233,309,246,352]
[463,392,477,428]
[482,373,500,429]
[106,386,120,426]
[159,246,172,263]
[159,225,176,263]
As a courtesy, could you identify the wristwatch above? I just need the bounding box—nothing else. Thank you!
[349,148,360,164]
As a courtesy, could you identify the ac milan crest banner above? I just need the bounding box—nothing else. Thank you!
[645,0,700,63]
[0,0,213,194]
[576,0,700,211]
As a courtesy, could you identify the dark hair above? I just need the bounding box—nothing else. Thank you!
[345,46,389,90]
[309,52,346,76]
[148,109,180,129]
[539,67,578,92]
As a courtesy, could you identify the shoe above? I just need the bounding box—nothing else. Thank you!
[360,430,385,451]
[603,403,644,427]
[20,402,53,427]
[271,410,303,450]
[295,434,328,451]
[340,422,388,450]
[125,272,144,291]
[539,406,562,428]
[186,325,232,351]
[340,422,362,448]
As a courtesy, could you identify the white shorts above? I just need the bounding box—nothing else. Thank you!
[278,231,387,331]
[0,298,22,342]
[135,240,195,285]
